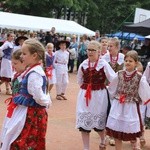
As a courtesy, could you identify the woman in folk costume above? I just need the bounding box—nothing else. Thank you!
[0,32,14,94]
[53,40,70,100]
[106,50,150,150]
[1,39,51,150]
[76,40,115,150]
[45,43,56,93]
[102,37,124,73]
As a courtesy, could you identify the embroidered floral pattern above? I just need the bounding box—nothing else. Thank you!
[10,107,48,150]
[77,112,106,130]
[81,67,106,90]
[12,79,20,95]
[109,62,124,73]
[114,71,142,103]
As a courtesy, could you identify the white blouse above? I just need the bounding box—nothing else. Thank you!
[108,70,150,103]
[101,52,124,65]
[27,65,51,107]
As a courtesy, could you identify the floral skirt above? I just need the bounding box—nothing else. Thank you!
[10,106,48,150]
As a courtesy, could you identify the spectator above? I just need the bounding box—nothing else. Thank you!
[95,30,101,42]
[121,45,132,55]
[130,38,141,52]
[68,35,78,73]
[139,38,150,70]
[77,34,89,70]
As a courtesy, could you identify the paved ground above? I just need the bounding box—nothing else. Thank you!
[0,72,150,150]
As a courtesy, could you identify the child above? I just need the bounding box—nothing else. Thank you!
[45,43,56,93]
[0,49,26,149]
[100,37,109,56]
[76,41,115,150]
[106,50,150,150]
[11,49,26,95]
[102,38,124,72]
[102,38,124,146]
[1,39,51,150]
[0,32,14,94]
[54,40,70,100]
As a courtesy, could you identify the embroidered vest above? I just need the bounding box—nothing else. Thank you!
[12,78,21,96]
[109,62,124,73]
[46,54,54,67]
[13,71,46,107]
[81,67,106,90]
[114,71,142,103]
[3,47,13,60]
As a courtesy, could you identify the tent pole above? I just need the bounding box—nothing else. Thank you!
[77,34,80,44]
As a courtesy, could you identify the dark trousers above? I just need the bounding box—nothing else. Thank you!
[68,59,75,72]
[77,55,87,71]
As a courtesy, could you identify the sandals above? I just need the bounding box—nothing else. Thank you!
[140,138,146,148]
[56,94,67,100]
[56,95,64,100]
[60,93,67,100]
[99,143,106,150]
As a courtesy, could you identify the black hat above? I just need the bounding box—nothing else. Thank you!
[56,40,70,49]
[15,36,28,46]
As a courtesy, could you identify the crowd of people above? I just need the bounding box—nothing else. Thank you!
[0,27,150,150]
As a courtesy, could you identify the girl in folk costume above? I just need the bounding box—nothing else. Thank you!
[0,32,14,94]
[54,40,70,100]
[2,39,51,150]
[106,50,150,150]
[102,37,124,73]
[143,62,150,131]
[99,37,109,57]
[76,41,115,150]
[102,38,124,146]
[0,49,26,149]
[45,43,56,93]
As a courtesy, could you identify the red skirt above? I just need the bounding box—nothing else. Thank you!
[10,106,48,150]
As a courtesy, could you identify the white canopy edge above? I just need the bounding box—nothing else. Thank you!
[0,12,95,36]
[145,35,150,39]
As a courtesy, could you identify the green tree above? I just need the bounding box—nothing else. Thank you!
[1,0,150,34]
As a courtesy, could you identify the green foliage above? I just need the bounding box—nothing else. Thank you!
[1,0,150,34]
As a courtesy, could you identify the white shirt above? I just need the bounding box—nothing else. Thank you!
[53,49,69,74]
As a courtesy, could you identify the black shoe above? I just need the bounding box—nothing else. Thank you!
[69,70,73,73]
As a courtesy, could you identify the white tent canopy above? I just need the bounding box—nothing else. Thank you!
[0,12,95,36]
[145,35,150,39]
